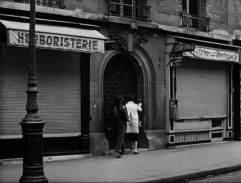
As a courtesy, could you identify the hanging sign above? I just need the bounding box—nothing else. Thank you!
[170,43,195,57]
[7,29,105,53]
[171,56,182,66]
[183,46,239,63]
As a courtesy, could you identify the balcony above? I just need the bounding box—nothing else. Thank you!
[181,13,210,32]
[108,0,151,22]
[12,0,65,9]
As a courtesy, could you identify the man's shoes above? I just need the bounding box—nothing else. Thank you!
[134,151,139,155]
[114,152,122,158]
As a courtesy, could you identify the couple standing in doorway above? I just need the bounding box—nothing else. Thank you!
[110,94,142,158]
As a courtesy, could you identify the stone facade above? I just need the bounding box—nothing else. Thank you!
[0,0,240,158]
[156,0,182,15]
[206,0,228,24]
[234,0,241,29]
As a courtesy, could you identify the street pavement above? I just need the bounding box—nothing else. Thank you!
[1,141,241,182]
[189,169,241,182]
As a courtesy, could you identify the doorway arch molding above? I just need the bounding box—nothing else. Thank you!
[98,46,156,131]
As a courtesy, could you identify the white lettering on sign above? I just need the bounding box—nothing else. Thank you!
[8,30,105,53]
[183,46,239,63]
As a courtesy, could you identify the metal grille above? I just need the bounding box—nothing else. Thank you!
[175,132,210,143]
[181,13,210,32]
[103,55,137,123]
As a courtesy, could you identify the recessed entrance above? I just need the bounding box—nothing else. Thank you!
[103,53,144,149]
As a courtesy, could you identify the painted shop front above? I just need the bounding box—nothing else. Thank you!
[166,36,240,147]
[0,19,107,159]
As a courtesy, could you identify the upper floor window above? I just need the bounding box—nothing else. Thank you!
[181,0,209,32]
[14,0,65,9]
[182,0,206,17]
[108,0,151,22]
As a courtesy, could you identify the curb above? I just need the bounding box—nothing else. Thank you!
[144,165,241,183]
[0,154,92,165]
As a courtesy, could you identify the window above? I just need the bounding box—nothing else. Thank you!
[182,0,187,13]
[108,0,150,22]
[181,0,209,31]
[182,0,206,17]
[14,0,65,9]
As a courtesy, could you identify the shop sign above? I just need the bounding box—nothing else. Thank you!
[183,46,239,63]
[8,29,105,53]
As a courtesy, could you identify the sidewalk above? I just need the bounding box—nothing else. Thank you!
[1,141,241,182]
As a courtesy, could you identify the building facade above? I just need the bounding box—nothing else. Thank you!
[0,0,240,159]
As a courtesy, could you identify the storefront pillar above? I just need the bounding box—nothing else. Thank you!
[81,53,91,153]
[233,63,241,140]
[19,0,48,182]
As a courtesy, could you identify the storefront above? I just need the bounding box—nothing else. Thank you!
[0,19,107,158]
[166,36,240,147]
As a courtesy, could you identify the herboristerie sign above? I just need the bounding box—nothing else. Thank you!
[8,29,105,53]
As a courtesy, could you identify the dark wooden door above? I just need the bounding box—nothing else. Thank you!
[103,54,137,149]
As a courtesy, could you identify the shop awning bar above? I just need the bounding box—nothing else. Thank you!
[168,35,240,50]
[0,19,107,53]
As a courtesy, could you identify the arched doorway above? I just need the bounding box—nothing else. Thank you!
[103,53,143,149]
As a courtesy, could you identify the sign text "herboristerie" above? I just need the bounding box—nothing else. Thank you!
[8,30,104,53]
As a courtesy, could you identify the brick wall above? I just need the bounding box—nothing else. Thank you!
[156,0,228,25]
[156,0,182,15]
[234,0,241,29]
[206,0,228,24]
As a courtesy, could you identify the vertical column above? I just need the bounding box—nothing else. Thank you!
[81,53,91,153]
[19,0,48,183]
[186,0,190,29]
[120,0,124,17]
[186,0,189,14]
[233,62,241,140]
[165,37,176,144]
[131,0,135,19]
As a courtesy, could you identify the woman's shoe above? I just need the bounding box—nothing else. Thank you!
[114,152,122,158]
[134,151,139,155]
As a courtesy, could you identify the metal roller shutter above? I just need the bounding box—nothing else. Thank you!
[0,44,81,136]
[0,45,26,135]
[176,59,228,119]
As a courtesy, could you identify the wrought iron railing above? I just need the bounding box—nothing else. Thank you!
[13,0,65,9]
[108,0,151,22]
[181,13,210,32]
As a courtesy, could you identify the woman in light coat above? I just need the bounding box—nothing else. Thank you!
[125,94,142,154]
